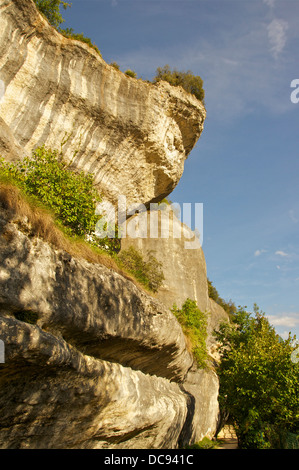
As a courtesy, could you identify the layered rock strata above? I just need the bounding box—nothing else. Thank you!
[0,0,205,208]
[0,207,219,448]
[120,207,229,359]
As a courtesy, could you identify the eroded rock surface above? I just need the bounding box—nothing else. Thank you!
[0,0,205,208]
[0,207,220,448]
[121,207,209,314]
[120,207,228,361]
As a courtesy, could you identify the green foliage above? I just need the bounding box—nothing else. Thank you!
[0,146,101,237]
[33,0,71,29]
[33,1,101,55]
[110,62,120,70]
[118,246,164,292]
[153,65,205,103]
[171,298,208,368]
[207,278,237,318]
[215,304,299,449]
[186,437,218,449]
[125,69,137,78]
[61,28,101,56]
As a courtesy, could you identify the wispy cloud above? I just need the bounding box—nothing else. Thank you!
[275,250,288,257]
[289,209,299,223]
[267,314,299,328]
[254,249,267,257]
[263,0,276,8]
[267,18,289,59]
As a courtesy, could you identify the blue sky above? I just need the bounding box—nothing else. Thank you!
[63,0,299,340]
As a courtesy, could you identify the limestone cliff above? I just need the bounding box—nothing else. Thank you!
[0,0,205,209]
[120,208,229,361]
[0,0,226,450]
[0,206,219,448]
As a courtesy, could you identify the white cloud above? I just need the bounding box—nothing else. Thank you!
[267,19,289,59]
[289,209,299,223]
[254,249,267,257]
[263,0,275,7]
[267,314,299,328]
[275,250,288,257]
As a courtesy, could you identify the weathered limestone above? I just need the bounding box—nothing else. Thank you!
[0,316,188,449]
[120,207,209,313]
[120,207,228,360]
[0,207,220,448]
[0,211,193,382]
[0,0,224,450]
[0,0,205,208]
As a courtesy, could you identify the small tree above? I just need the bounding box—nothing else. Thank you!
[33,0,71,29]
[153,65,205,103]
[125,69,137,79]
[215,304,299,448]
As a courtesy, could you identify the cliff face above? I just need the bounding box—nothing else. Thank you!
[120,208,229,361]
[0,0,205,208]
[0,0,225,450]
[0,208,219,448]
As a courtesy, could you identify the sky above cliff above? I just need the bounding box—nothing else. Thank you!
[64,0,299,340]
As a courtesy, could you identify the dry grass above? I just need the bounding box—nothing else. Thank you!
[0,182,145,289]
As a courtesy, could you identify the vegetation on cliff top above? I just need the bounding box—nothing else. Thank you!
[32,1,205,103]
[207,278,237,318]
[33,0,101,55]
[153,65,205,103]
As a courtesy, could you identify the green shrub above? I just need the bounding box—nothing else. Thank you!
[215,304,299,448]
[0,146,101,237]
[118,246,164,292]
[186,437,218,449]
[125,69,137,79]
[153,65,205,103]
[207,278,237,318]
[110,62,120,70]
[33,1,101,56]
[171,298,207,368]
[33,0,71,29]
[61,28,101,56]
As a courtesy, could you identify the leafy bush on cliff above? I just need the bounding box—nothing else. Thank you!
[61,28,101,56]
[207,278,237,318]
[0,146,100,237]
[33,0,101,56]
[153,65,205,103]
[33,0,71,29]
[125,69,137,78]
[171,298,208,368]
[215,304,299,448]
[118,246,164,293]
